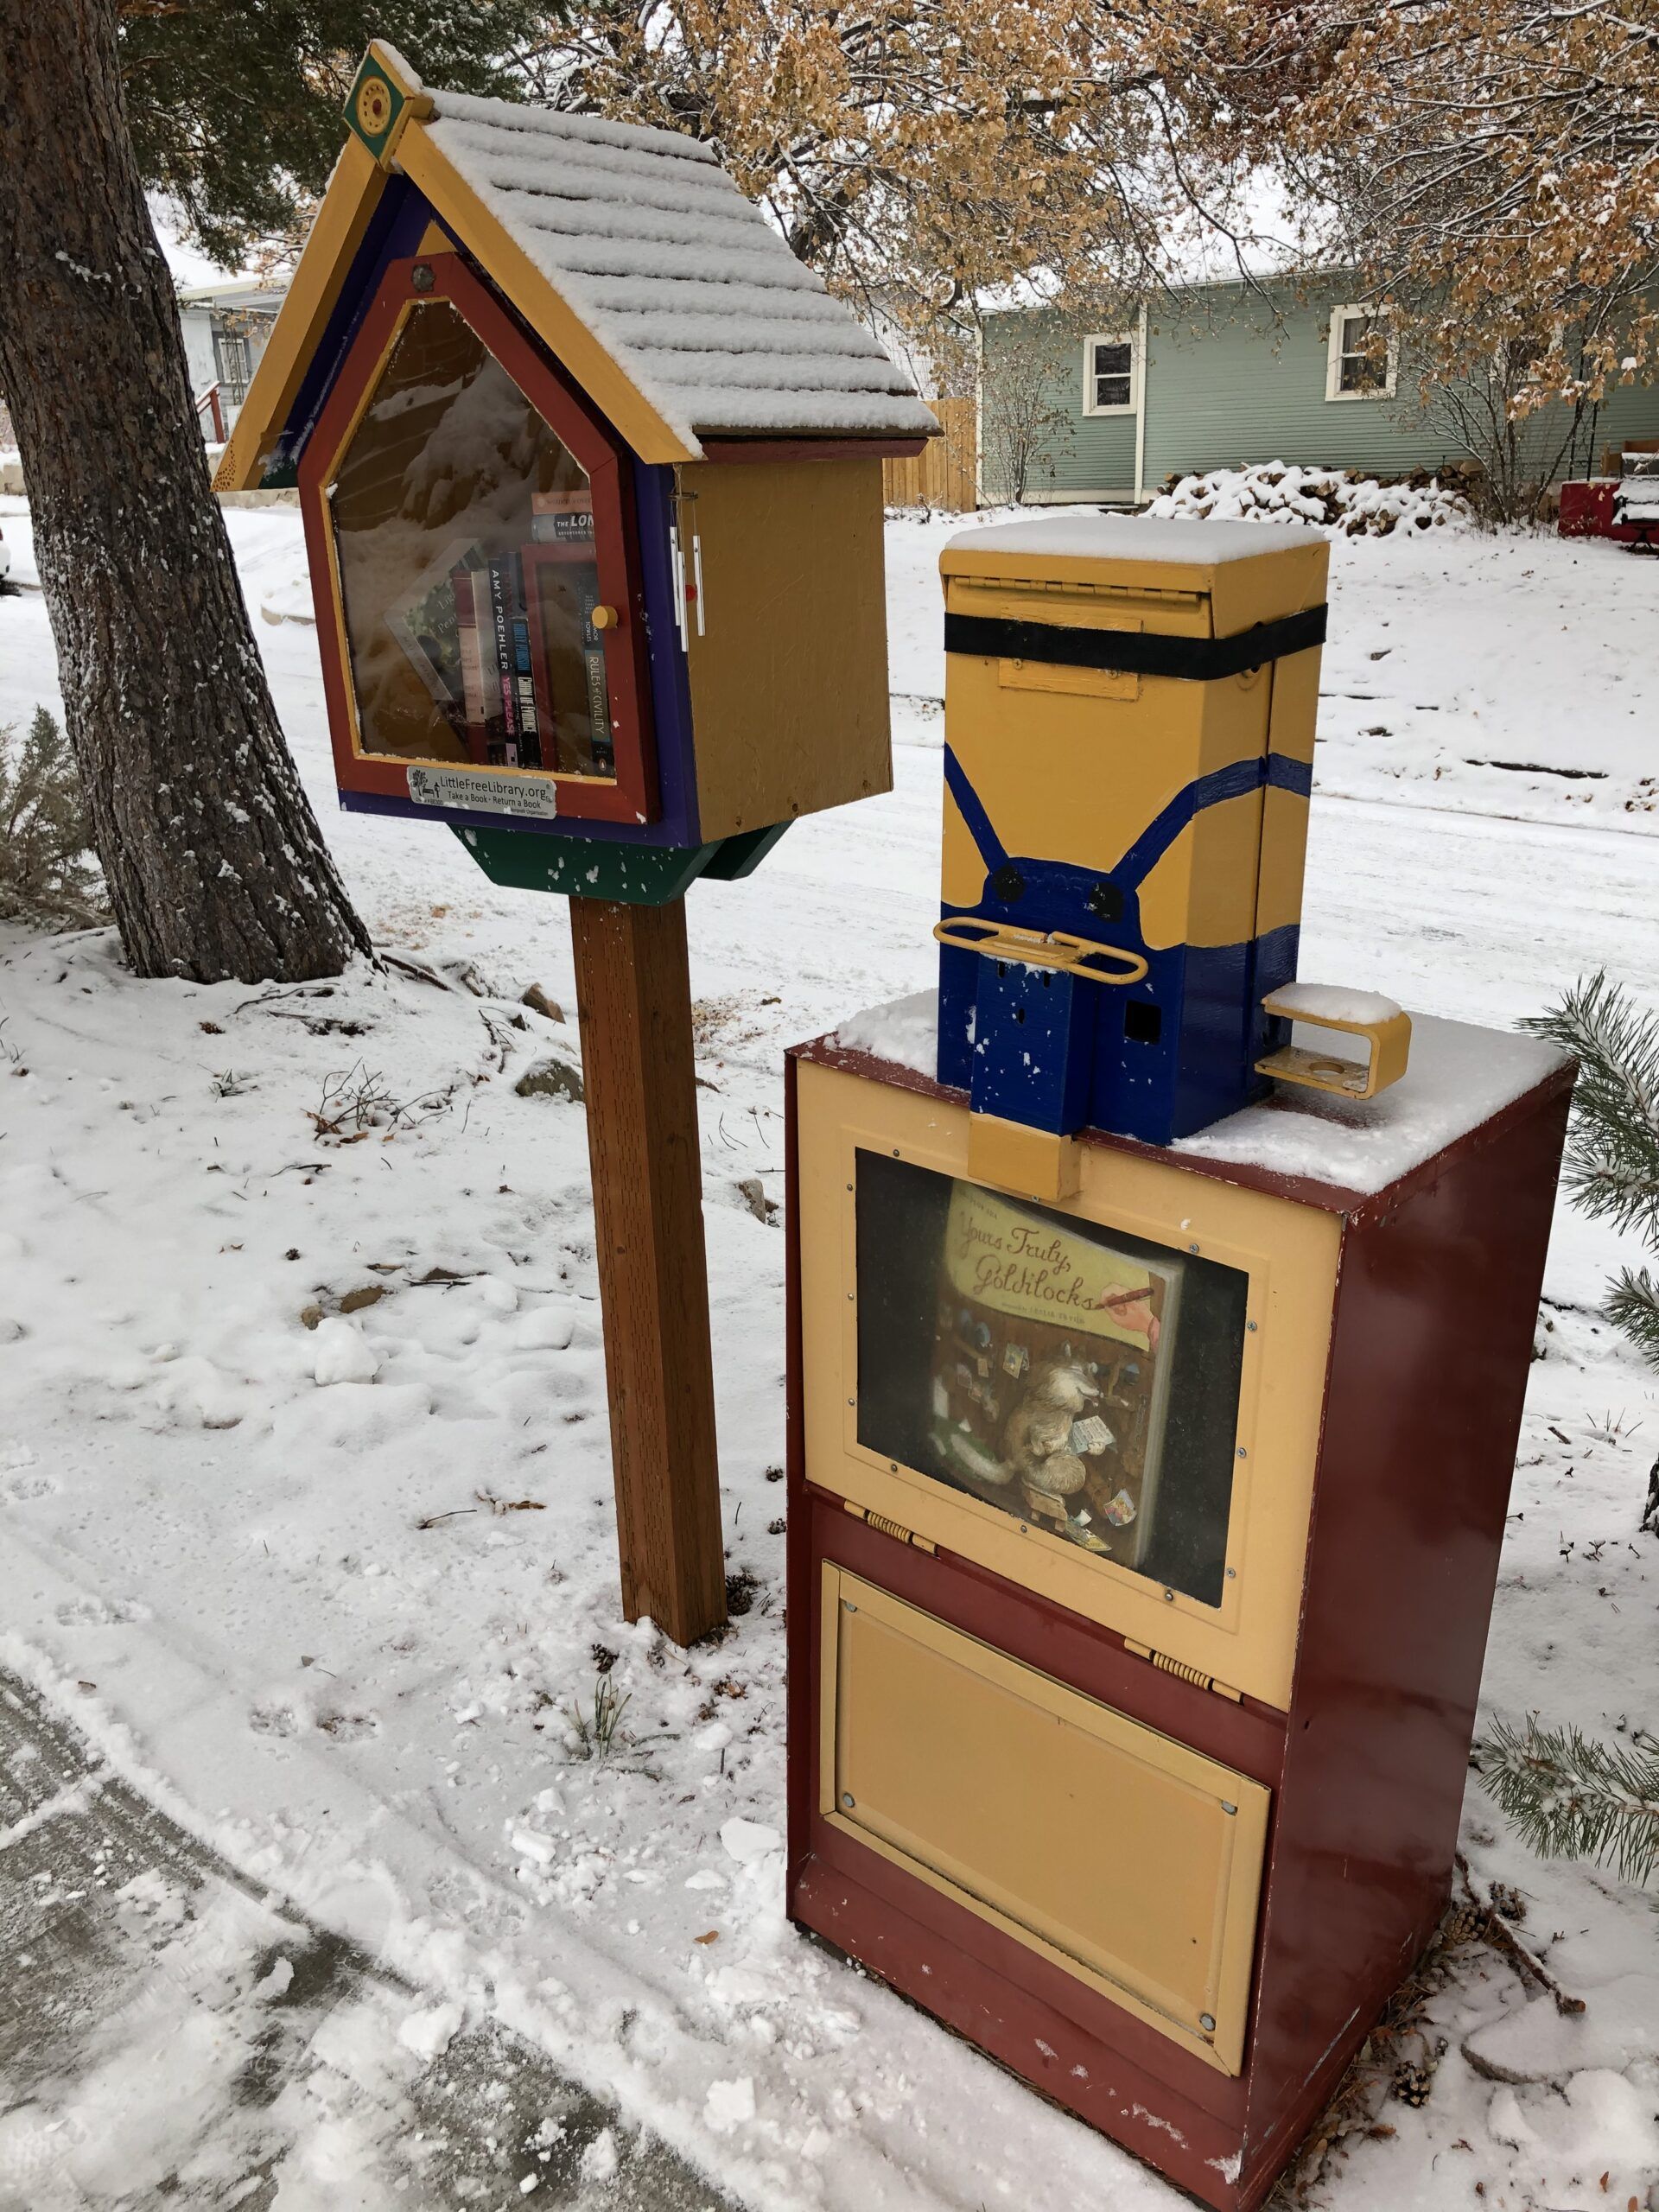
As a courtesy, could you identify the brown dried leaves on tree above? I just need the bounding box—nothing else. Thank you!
[516,0,1262,347]
[1213,0,1659,410]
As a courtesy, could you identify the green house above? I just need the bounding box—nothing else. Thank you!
[978,276,1659,505]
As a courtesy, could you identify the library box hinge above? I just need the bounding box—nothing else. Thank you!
[1122,1638,1242,1702]
[843,1501,937,1554]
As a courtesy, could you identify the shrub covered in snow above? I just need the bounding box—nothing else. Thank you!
[1145,461,1475,537]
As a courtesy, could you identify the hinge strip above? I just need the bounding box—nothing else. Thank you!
[1123,1637,1241,1702]
[843,1501,937,1554]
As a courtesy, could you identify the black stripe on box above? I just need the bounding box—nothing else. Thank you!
[944,605,1328,681]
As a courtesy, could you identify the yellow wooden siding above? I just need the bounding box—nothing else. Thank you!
[679,456,893,841]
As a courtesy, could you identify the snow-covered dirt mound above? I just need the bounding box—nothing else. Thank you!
[1146,461,1475,537]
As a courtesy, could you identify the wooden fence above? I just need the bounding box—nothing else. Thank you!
[883,394,977,512]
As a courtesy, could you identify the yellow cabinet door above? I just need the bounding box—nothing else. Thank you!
[821,1567,1270,2074]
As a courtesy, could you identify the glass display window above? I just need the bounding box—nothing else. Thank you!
[855,1154,1248,1608]
[300,254,655,825]
[796,1058,1342,1710]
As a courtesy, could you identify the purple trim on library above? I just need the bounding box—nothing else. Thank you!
[632,461,700,845]
[268,179,435,483]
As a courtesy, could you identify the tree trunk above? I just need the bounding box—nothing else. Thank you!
[0,0,372,982]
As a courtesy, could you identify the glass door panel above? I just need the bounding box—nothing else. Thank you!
[855,1152,1249,1608]
[328,298,613,779]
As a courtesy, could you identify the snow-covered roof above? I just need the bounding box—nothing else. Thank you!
[175,277,289,315]
[417,87,937,451]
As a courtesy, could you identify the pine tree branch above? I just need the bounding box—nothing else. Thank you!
[1605,1268,1659,1367]
[1478,1715,1659,1889]
[1522,972,1659,1243]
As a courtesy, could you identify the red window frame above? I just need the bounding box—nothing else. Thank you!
[298,253,658,826]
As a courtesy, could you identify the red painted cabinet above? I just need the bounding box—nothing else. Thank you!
[785,1024,1570,2209]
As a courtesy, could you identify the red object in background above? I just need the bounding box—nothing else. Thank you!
[1558,479,1643,542]
[784,1033,1573,2212]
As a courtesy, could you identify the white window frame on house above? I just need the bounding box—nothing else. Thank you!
[1082,330,1139,416]
[1325,305,1397,402]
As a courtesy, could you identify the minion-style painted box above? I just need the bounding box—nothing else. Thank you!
[934,517,1407,1167]
[215,43,938,905]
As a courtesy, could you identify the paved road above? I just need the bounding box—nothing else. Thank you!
[0,1671,733,2212]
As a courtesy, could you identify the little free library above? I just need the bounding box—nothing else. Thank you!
[227,49,1573,2209]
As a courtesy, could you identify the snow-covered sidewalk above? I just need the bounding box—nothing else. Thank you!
[1,505,1657,2212]
[0,1667,730,2208]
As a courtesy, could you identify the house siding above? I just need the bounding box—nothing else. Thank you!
[981,278,1659,503]
[1141,283,1433,483]
[179,310,219,403]
[981,310,1137,503]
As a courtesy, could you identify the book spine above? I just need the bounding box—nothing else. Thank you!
[487,557,518,766]
[453,569,488,765]
[508,552,542,769]
[531,493,596,544]
[577,573,613,772]
[583,649,611,770]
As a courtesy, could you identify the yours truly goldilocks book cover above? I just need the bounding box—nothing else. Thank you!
[928,1185,1184,1564]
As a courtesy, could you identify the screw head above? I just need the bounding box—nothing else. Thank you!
[410,261,435,294]
[1221,1802,1237,1816]
[1187,1243,1199,1254]
[1236,1446,1248,1459]
[1200,2012,1217,2033]
[1247,1319,1259,1333]
[842,1599,857,1614]
[841,1791,856,1809]
[1162,1586,1174,1602]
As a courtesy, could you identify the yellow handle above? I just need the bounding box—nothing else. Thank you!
[933,916,1149,987]
[1255,988,1411,1101]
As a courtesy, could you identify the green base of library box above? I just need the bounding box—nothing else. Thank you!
[453,821,791,906]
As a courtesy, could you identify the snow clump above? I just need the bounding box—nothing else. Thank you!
[311,1315,380,1386]
[1145,461,1473,537]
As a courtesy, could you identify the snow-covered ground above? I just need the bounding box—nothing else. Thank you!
[2,499,1657,2212]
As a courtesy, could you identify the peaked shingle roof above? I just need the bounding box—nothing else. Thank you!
[416,86,938,451]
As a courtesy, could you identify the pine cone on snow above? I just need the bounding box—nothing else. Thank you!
[1391,2062,1433,2108]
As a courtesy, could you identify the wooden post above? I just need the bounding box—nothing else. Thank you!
[569,894,727,1645]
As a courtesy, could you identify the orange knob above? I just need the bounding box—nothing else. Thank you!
[590,604,620,632]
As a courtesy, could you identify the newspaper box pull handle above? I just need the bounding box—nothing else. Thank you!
[933,916,1149,988]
